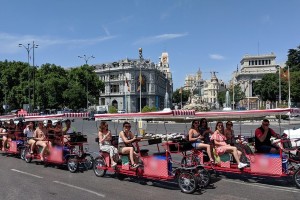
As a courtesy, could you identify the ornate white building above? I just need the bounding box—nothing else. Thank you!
[234,52,279,109]
[94,52,173,112]
[184,69,225,109]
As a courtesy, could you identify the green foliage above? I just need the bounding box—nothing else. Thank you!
[218,91,226,107]
[172,88,190,104]
[108,106,117,113]
[275,115,289,120]
[0,61,104,112]
[286,45,300,72]
[253,73,279,102]
[141,106,157,112]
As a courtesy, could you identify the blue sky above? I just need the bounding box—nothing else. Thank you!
[1,0,299,90]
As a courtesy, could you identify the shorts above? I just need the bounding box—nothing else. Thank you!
[193,142,202,148]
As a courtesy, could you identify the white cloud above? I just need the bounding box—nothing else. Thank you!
[0,32,116,54]
[102,25,110,36]
[133,33,188,45]
[209,54,225,60]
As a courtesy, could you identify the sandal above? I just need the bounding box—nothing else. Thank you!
[131,164,139,169]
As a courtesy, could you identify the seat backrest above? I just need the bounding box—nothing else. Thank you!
[282,139,293,149]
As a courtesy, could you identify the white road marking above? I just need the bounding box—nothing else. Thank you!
[11,169,43,179]
[222,179,300,193]
[53,181,106,198]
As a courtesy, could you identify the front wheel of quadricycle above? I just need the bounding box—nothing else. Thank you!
[178,172,198,194]
[24,148,32,163]
[83,154,94,170]
[293,168,300,188]
[67,157,79,173]
[93,157,107,177]
[197,168,211,188]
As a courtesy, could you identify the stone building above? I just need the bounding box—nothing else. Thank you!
[234,52,279,109]
[184,69,225,109]
[94,52,173,113]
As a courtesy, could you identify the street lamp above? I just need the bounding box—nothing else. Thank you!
[19,41,38,112]
[78,55,95,110]
[78,55,95,65]
[32,41,39,111]
[138,48,143,113]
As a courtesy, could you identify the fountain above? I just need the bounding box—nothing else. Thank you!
[164,90,169,109]
[223,90,232,111]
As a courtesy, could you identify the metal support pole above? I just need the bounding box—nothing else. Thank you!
[139,48,143,113]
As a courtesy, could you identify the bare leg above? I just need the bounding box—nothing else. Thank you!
[121,147,136,165]
[198,143,214,162]
[222,146,241,165]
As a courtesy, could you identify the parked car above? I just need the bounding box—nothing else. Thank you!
[117,109,126,114]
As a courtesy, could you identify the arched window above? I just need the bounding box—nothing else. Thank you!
[112,100,118,109]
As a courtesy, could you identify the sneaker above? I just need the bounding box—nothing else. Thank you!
[238,162,248,169]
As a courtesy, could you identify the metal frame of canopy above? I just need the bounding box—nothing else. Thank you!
[0,115,18,121]
[194,108,291,119]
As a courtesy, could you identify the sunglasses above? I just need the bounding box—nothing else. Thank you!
[124,125,131,128]
[263,123,269,126]
[227,124,233,126]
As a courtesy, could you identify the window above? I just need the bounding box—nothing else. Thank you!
[110,74,119,80]
[110,84,119,93]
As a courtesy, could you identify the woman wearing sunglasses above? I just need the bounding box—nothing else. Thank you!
[188,120,214,163]
[211,121,247,169]
[118,121,140,168]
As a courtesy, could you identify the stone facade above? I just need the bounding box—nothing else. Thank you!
[234,53,279,109]
[94,52,173,113]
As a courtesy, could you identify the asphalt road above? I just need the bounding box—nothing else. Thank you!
[1,119,300,200]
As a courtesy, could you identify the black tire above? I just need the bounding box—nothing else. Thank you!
[83,154,94,170]
[67,157,78,173]
[197,168,211,188]
[24,148,32,163]
[178,172,198,194]
[293,168,300,189]
[93,156,107,177]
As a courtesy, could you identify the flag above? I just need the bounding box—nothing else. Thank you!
[137,71,142,92]
[280,68,289,81]
[125,77,130,92]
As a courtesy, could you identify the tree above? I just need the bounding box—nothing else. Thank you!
[217,90,226,107]
[285,45,300,103]
[172,88,190,105]
[231,84,245,104]
[253,74,279,102]
[0,61,105,111]
[286,45,300,72]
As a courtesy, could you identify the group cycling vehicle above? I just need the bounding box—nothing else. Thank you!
[1,108,300,194]
[0,112,93,173]
[93,107,300,193]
